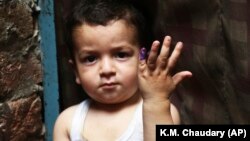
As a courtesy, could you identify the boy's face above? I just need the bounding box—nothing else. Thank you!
[72,20,140,104]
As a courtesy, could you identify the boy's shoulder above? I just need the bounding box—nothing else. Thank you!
[54,104,79,126]
[53,103,81,140]
[56,99,90,123]
[60,104,79,118]
[54,101,87,132]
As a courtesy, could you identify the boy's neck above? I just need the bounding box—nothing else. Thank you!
[90,92,142,113]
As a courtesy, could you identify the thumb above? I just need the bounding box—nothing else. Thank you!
[172,71,192,86]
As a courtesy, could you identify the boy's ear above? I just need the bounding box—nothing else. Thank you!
[68,59,81,85]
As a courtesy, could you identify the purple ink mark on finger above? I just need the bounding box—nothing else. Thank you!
[139,47,147,60]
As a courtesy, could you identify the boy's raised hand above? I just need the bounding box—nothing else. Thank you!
[139,36,192,141]
[138,36,192,103]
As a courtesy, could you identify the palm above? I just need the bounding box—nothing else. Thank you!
[138,36,192,102]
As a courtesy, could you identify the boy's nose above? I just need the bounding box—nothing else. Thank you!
[99,57,116,77]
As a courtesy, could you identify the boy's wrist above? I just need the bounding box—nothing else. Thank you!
[143,99,173,124]
[142,91,172,103]
[143,98,171,109]
[143,99,171,112]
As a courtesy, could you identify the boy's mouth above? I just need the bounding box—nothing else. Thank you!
[100,82,119,89]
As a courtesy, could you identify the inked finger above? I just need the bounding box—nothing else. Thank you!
[139,47,147,61]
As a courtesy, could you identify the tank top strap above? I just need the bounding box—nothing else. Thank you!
[117,100,143,141]
[70,99,91,141]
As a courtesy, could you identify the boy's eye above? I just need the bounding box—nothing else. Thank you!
[82,55,97,64]
[115,52,130,60]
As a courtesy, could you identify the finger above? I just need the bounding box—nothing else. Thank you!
[172,71,192,86]
[139,47,147,71]
[139,57,147,73]
[139,47,147,61]
[157,36,171,69]
[147,41,160,70]
[166,42,183,74]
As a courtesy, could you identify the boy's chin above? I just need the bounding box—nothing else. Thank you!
[92,96,135,105]
[94,98,127,105]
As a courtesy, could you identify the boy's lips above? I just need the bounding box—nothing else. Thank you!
[99,82,119,89]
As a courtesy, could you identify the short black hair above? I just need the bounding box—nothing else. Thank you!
[65,0,147,58]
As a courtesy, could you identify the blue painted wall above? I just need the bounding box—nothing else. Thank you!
[38,0,60,141]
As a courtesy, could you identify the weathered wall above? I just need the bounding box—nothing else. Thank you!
[0,0,44,141]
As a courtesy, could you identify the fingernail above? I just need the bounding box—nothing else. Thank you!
[139,47,147,60]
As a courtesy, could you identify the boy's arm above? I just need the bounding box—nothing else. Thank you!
[53,106,76,141]
[138,36,192,141]
[143,102,180,140]
[171,103,181,124]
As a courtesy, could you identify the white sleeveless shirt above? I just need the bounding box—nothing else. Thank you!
[70,99,143,141]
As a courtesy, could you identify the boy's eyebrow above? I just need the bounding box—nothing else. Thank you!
[110,45,134,51]
[76,48,97,56]
[76,43,137,55]
[76,45,97,51]
[111,41,139,49]
[109,45,137,54]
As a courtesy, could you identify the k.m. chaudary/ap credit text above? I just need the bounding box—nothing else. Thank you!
[156,125,249,140]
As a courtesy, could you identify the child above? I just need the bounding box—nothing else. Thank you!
[53,0,192,141]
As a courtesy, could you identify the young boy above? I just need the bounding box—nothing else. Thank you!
[53,0,192,141]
